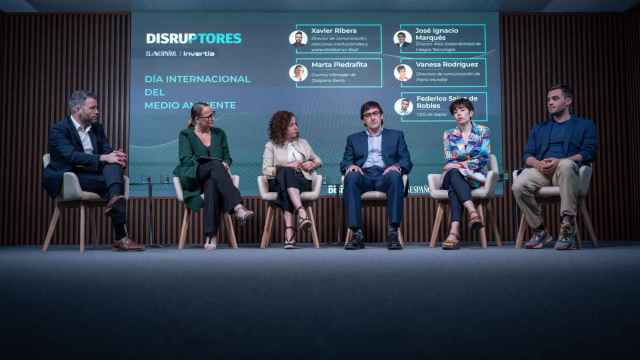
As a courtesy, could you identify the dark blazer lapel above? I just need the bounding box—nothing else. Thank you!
[64,116,84,150]
[353,131,364,157]
[381,129,390,158]
[88,126,98,154]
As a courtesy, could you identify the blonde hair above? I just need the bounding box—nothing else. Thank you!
[187,102,210,128]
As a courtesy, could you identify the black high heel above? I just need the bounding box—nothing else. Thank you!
[284,226,297,249]
[296,206,311,231]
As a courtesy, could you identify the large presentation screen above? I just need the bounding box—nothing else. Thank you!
[130,12,501,196]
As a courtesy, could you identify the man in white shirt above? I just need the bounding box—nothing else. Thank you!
[43,90,143,251]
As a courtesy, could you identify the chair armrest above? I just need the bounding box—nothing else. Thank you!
[311,174,322,194]
[302,174,322,200]
[579,165,592,196]
[512,169,520,183]
[257,176,270,199]
[481,170,498,198]
[173,177,184,202]
[123,176,130,199]
[61,172,83,201]
[427,174,442,192]
[230,174,240,189]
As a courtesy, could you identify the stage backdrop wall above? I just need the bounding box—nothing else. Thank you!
[1,11,639,246]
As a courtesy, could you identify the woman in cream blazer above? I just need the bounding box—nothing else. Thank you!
[262,110,322,249]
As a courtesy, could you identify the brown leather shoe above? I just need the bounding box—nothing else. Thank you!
[104,195,126,216]
[113,237,144,251]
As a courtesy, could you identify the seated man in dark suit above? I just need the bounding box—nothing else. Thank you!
[42,90,143,251]
[340,101,413,250]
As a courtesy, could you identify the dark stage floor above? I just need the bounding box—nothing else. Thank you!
[1,242,639,359]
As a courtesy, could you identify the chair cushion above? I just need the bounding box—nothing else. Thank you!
[360,191,388,200]
[427,170,497,201]
[512,166,591,198]
[174,174,240,203]
[258,174,322,202]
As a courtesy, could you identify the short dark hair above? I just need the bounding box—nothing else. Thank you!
[449,98,474,115]
[398,32,406,38]
[548,84,574,100]
[295,31,303,36]
[68,90,96,113]
[360,101,383,120]
[397,65,406,71]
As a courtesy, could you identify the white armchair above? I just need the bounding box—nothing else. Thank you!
[427,154,501,248]
[340,174,408,246]
[258,174,322,248]
[42,153,130,253]
[173,174,240,249]
[513,165,597,249]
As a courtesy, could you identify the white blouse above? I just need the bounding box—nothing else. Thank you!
[287,142,304,162]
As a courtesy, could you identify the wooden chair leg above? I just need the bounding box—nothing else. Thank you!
[398,228,404,247]
[575,221,582,249]
[488,202,502,246]
[515,214,527,248]
[91,209,99,249]
[345,228,352,243]
[80,204,86,254]
[179,208,191,250]
[260,206,274,248]
[430,203,445,248]
[580,202,598,247]
[43,205,61,252]
[224,214,238,249]
[477,203,488,249]
[307,205,320,248]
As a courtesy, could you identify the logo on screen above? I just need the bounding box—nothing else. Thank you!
[146,33,242,44]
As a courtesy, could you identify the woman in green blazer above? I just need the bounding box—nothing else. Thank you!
[173,102,254,250]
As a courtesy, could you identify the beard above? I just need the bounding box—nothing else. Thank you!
[549,107,568,117]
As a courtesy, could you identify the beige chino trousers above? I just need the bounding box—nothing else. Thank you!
[511,159,579,229]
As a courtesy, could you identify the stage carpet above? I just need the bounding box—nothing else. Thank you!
[1,242,639,359]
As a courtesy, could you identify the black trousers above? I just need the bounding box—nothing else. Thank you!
[197,159,241,237]
[441,169,473,223]
[268,167,311,213]
[75,163,126,239]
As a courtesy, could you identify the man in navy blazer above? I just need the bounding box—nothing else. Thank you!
[512,84,598,250]
[340,101,413,250]
[43,90,143,251]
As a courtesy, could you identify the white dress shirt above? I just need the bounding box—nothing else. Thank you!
[70,115,94,154]
[363,128,385,169]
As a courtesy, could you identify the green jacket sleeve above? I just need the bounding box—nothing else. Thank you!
[220,129,232,166]
[173,129,203,211]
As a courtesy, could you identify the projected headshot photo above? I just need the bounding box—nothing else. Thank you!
[394,64,413,82]
[393,30,412,48]
[394,98,414,116]
[289,64,308,82]
[289,30,308,47]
